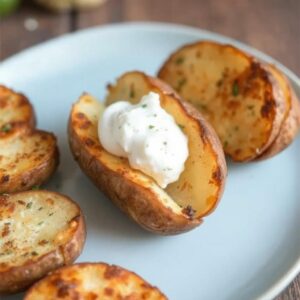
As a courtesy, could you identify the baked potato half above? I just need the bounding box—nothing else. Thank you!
[24,262,167,300]
[158,41,286,162]
[0,85,35,139]
[0,191,86,294]
[255,65,300,160]
[0,85,59,193]
[69,71,226,235]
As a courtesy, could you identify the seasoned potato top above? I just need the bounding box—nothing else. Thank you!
[158,41,285,161]
[0,85,35,138]
[25,263,167,300]
[0,131,57,192]
[0,191,81,271]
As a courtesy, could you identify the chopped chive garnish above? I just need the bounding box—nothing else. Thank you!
[177,78,187,91]
[232,81,239,96]
[175,56,185,65]
[1,123,12,133]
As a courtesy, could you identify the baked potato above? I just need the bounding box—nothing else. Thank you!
[24,262,167,300]
[0,191,86,294]
[69,71,226,235]
[0,85,59,193]
[158,41,287,162]
[0,85,35,139]
[255,64,300,160]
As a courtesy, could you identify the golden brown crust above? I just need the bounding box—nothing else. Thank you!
[0,191,86,295]
[158,40,286,162]
[256,66,300,160]
[69,71,226,234]
[0,85,59,193]
[0,85,36,139]
[0,130,59,193]
[24,262,167,300]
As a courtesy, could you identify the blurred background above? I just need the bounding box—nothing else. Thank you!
[0,0,299,77]
[0,1,300,299]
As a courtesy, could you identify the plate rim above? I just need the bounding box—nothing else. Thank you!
[0,21,299,300]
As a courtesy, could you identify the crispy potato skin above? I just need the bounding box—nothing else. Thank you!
[24,262,167,300]
[0,191,86,295]
[69,72,226,235]
[0,86,59,193]
[255,66,300,160]
[69,111,201,235]
[158,41,286,162]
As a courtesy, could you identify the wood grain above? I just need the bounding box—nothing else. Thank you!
[0,1,299,299]
[75,0,300,76]
[0,2,71,61]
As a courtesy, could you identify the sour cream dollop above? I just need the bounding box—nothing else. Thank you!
[98,92,189,188]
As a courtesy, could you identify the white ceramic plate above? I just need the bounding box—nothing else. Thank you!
[1,23,300,300]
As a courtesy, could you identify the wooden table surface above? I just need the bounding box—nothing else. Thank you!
[0,0,299,299]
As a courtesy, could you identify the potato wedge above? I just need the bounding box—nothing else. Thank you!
[0,191,86,294]
[255,65,300,160]
[158,41,286,162]
[0,86,59,193]
[24,262,167,300]
[69,71,226,235]
[0,130,59,193]
[0,85,35,139]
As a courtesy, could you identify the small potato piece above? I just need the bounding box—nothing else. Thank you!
[0,85,59,193]
[0,191,86,294]
[0,85,35,139]
[69,71,226,235]
[24,262,167,300]
[256,65,300,160]
[0,130,59,193]
[158,41,286,162]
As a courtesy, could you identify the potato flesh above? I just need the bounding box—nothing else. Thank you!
[73,95,184,215]
[0,132,56,178]
[0,192,79,269]
[158,43,283,161]
[106,73,221,216]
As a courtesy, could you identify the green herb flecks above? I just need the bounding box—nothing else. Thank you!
[177,78,187,91]
[178,124,185,130]
[31,185,40,190]
[175,56,185,65]
[141,104,147,108]
[149,125,155,129]
[1,123,12,133]
[26,202,33,209]
[232,81,239,97]
[198,103,207,111]
[129,86,135,98]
